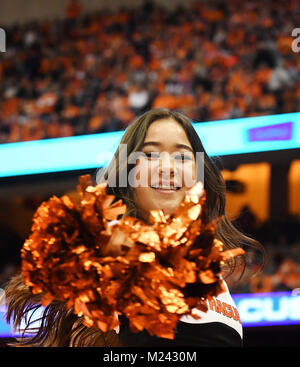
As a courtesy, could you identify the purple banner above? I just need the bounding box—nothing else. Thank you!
[247,122,293,142]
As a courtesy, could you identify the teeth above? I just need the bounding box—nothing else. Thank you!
[152,186,178,190]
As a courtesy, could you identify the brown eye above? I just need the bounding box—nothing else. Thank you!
[144,152,160,159]
[174,154,192,161]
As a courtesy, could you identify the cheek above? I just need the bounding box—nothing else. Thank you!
[131,158,161,188]
[131,159,154,213]
[181,161,197,188]
[129,158,152,188]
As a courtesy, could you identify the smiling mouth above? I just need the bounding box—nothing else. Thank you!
[150,185,181,194]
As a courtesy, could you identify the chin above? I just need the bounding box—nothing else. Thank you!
[134,186,186,219]
[152,191,186,215]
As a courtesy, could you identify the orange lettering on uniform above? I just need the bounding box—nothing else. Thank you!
[207,296,217,312]
[207,297,221,313]
[221,302,228,316]
[215,299,222,313]
[232,307,241,323]
[208,297,241,323]
[225,303,233,318]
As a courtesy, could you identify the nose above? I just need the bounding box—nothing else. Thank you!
[158,152,175,178]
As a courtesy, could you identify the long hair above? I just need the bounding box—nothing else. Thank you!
[5,108,265,346]
[98,108,264,264]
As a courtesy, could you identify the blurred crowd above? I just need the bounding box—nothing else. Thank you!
[0,0,300,144]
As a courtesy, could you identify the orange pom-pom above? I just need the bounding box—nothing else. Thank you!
[21,175,244,339]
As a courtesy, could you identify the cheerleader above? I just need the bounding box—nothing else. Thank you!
[5,108,264,346]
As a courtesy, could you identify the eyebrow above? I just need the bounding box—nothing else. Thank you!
[142,141,194,153]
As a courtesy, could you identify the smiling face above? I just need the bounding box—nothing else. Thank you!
[132,118,197,220]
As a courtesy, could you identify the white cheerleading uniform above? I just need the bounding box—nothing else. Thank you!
[180,279,243,339]
[119,279,242,347]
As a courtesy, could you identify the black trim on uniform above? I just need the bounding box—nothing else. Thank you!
[119,316,243,347]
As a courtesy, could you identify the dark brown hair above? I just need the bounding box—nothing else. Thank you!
[100,108,264,260]
[5,108,264,346]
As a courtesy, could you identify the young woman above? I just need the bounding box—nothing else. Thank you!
[5,108,263,347]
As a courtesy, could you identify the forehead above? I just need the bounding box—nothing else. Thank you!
[144,118,191,146]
